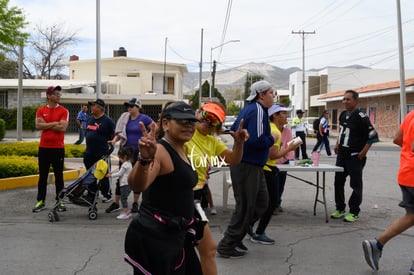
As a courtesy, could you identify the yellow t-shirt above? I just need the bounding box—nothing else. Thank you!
[185,129,228,190]
[264,122,281,171]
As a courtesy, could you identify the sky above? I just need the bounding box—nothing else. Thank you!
[9,0,414,73]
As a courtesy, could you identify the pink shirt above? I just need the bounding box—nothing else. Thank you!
[277,126,295,164]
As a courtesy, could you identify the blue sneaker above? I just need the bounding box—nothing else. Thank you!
[247,225,256,238]
[409,260,414,275]
[362,239,382,271]
[250,233,275,245]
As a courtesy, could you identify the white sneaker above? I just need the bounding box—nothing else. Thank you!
[116,212,131,220]
[210,207,217,215]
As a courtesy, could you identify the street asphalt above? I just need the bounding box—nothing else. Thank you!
[1,134,413,274]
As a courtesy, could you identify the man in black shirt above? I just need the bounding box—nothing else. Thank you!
[330,90,379,222]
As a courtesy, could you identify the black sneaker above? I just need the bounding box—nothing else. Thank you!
[217,248,246,259]
[105,202,121,213]
[56,201,67,212]
[235,241,248,253]
[131,202,139,213]
[32,200,45,213]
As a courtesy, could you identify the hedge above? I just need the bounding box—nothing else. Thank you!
[0,142,85,158]
[0,155,39,178]
[0,142,86,178]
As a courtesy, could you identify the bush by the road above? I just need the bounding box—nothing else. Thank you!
[0,142,85,158]
[0,142,85,178]
[0,156,39,178]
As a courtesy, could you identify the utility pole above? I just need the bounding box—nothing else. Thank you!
[396,0,406,121]
[163,37,167,94]
[198,28,204,108]
[292,30,315,111]
[211,60,217,98]
[96,0,101,99]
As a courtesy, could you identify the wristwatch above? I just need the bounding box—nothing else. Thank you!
[138,153,153,166]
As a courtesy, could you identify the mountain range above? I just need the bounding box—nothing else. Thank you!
[183,62,301,95]
[183,62,370,96]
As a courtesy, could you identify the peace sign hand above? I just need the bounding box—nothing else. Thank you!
[138,122,157,159]
[231,119,249,143]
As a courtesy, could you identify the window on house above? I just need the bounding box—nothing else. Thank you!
[0,92,7,108]
[127,73,140,77]
[291,84,295,96]
[385,105,394,111]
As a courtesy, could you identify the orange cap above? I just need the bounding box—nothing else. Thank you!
[201,102,226,123]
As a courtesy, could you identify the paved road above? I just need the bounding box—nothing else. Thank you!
[1,135,413,274]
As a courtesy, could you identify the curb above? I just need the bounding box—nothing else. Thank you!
[0,168,86,191]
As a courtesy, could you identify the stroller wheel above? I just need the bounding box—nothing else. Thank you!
[53,211,60,222]
[48,212,55,222]
[88,210,98,220]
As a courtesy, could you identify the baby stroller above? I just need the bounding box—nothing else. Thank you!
[48,147,113,222]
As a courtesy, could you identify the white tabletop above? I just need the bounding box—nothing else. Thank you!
[277,163,344,172]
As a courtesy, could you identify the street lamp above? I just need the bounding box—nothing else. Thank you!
[209,39,240,99]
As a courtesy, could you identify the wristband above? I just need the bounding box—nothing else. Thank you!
[138,152,154,166]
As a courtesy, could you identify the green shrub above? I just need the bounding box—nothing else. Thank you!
[0,106,38,131]
[0,119,5,141]
[0,156,39,178]
[0,142,85,157]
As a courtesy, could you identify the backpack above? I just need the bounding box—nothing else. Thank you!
[313,118,321,133]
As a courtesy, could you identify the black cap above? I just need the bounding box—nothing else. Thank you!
[88,99,105,108]
[296,109,305,115]
[162,101,198,121]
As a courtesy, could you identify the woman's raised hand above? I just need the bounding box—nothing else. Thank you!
[138,122,157,159]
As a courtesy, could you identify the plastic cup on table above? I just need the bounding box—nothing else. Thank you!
[311,152,320,166]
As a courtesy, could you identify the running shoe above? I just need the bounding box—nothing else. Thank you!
[131,202,139,213]
[105,202,121,213]
[362,239,382,271]
[32,200,45,213]
[250,233,275,245]
[101,197,113,203]
[247,225,256,238]
[344,213,359,222]
[330,210,345,219]
[116,211,132,220]
[209,206,217,215]
[235,241,248,253]
[56,201,67,212]
[217,248,246,259]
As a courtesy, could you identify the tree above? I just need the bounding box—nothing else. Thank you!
[0,53,17,78]
[226,101,241,116]
[188,81,226,110]
[279,97,291,107]
[244,73,264,102]
[0,0,28,50]
[8,22,79,79]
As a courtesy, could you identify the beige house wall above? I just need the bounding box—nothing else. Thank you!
[69,57,186,98]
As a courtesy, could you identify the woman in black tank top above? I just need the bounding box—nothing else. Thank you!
[124,102,203,275]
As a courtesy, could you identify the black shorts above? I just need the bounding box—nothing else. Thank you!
[398,185,414,214]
